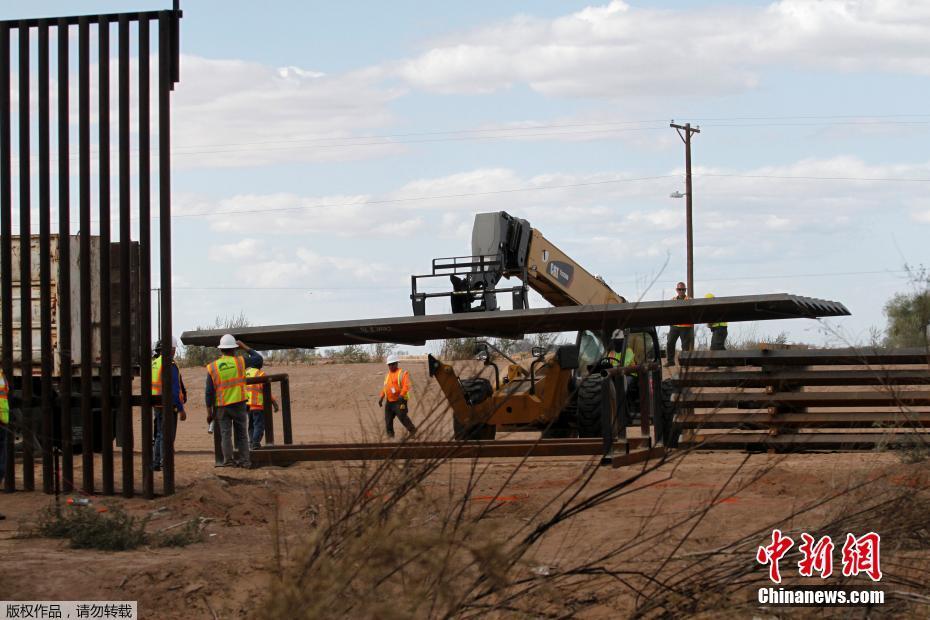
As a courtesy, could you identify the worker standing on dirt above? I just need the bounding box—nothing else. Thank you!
[666,282,694,367]
[205,335,263,467]
[378,354,416,439]
[704,293,728,351]
[245,359,278,451]
[151,337,188,472]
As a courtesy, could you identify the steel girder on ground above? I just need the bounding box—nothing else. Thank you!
[180,294,849,350]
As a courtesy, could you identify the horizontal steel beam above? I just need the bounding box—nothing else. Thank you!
[677,390,930,408]
[679,347,928,367]
[683,432,930,450]
[672,368,930,388]
[250,437,652,465]
[0,10,178,28]
[678,411,930,428]
[181,294,850,350]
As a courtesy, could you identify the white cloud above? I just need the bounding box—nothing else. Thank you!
[208,238,261,262]
[173,56,403,168]
[394,0,930,98]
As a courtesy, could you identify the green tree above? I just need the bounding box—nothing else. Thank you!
[884,291,930,348]
[177,312,251,368]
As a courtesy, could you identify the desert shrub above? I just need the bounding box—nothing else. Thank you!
[36,504,148,551]
[327,345,372,364]
[371,342,399,363]
[440,338,478,360]
[152,518,206,548]
[33,504,204,551]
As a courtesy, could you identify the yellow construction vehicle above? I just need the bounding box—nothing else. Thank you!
[412,211,674,445]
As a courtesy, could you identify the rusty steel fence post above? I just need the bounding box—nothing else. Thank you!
[98,16,114,496]
[159,10,176,496]
[56,18,73,493]
[118,14,134,499]
[78,16,95,494]
[18,22,35,492]
[38,22,54,494]
[138,16,154,500]
[0,24,12,493]
[262,382,275,445]
[281,377,293,445]
[0,8,180,494]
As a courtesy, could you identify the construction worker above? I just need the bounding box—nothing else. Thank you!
[666,281,694,366]
[0,366,8,517]
[705,293,728,351]
[245,359,278,451]
[378,354,416,438]
[151,337,187,472]
[205,335,263,468]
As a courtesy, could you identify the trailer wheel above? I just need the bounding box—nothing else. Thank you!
[452,379,497,440]
[660,379,681,448]
[575,374,616,438]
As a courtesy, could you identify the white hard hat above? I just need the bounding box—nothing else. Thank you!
[386,354,399,365]
[170,336,179,348]
[218,334,238,349]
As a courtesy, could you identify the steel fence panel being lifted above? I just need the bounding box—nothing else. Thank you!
[0,6,181,498]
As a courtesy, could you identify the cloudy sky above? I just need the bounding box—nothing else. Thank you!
[13,0,930,349]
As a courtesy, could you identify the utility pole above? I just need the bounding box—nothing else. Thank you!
[670,121,700,299]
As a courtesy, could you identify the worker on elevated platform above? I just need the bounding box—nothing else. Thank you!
[666,281,694,366]
[704,293,728,351]
[205,335,263,468]
[378,354,416,439]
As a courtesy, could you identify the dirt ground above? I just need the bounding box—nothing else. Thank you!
[0,361,928,618]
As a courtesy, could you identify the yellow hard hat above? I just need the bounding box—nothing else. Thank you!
[704,293,715,298]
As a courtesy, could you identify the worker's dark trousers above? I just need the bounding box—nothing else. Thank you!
[667,326,694,365]
[710,326,728,351]
[153,407,178,469]
[385,400,416,437]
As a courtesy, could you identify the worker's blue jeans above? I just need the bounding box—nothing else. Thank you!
[153,408,178,469]
[249,409,264,449]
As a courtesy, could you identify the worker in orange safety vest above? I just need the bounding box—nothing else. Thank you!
[245,359,278,451]
[377,354,416,438]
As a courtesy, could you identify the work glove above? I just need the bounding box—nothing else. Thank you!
[206,407,214,424]
[378,397,384,408]
[272,401,280,413]
[398,400,408,414]
[179,408,187,422]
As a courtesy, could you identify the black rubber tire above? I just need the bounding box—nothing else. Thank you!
[452,378,497,440]
[575,374,616,438]
[660,378,681,448]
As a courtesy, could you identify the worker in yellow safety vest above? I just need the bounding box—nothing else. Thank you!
[666,281,694,367]
[705,293,728,350]
[245,359,278,451]
[0,367,9,511]
[205,334,264,468]
[377,354,416,438]
[151,336,188,472]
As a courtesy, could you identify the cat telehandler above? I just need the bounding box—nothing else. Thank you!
[411,211,676,445]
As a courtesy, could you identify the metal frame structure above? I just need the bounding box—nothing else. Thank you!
[1,6,181,497]
[674,347,930,449]
[410,254,529,316]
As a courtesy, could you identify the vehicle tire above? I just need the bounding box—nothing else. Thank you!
[452,378,496,440]
[660,379,681,448]
[575,374,616,438]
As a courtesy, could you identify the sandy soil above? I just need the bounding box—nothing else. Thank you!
[0,361,927,618]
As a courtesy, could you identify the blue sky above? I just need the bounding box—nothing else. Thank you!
[12,1,930,349]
